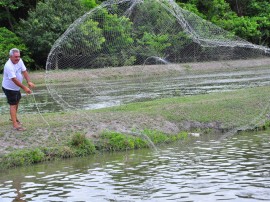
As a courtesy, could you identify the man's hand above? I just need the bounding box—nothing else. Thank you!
[23,86,32,94]
[11,77,33,94]
[22,71,35,89]
[27,81,35,89]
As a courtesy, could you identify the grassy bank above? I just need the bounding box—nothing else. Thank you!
[1,60,270,170]
[0,130,188,170]
[1,85,270,170]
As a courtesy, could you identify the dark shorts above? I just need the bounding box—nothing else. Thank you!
[2,87,21,105]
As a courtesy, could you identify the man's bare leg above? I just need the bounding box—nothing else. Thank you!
[10,104,20,128]
[15,103,21,124]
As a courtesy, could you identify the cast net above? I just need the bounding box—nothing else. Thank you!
[45,0,270,136]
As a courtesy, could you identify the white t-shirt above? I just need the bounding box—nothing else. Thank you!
[2,58,27,91]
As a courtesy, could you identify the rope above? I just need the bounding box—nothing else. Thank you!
[31,89,50,127]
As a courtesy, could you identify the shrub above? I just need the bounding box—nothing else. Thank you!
[0,27,33,72]
[100,131,136,151]
[1,148,45,168]
[69,132,96,156]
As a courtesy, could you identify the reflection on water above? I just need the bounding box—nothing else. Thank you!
[1,67,270,114]
[0,131,269,201]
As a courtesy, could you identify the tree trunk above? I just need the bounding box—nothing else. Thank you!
[5,6,14,31]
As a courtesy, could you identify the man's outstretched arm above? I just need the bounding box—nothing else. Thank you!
[22,70,35,89]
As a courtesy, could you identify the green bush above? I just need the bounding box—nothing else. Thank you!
[100,129,189,152]
[100,131,137,151]
[141,129,188,144]
[41,146,75,159]
[17,0,87,67]
[69,132,96,156]
[0,27,33,72]
[1,148,45,168]
[141,129,170,144]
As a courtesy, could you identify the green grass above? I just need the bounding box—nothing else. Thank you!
[0,129,188,170]
[1,85,269,136]
[97,129,188,151]
[95,86,270,128]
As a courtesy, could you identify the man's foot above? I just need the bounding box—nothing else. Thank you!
[10,119,22,125]
[13,126,26,131]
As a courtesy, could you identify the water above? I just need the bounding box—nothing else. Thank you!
[0,131,269,201]
[1,67,270,114]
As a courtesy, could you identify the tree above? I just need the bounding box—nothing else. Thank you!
[0,0,39,31]
[226,0,251,16]
[54,19,106,69]
[216,16,261,43]
[178,0,268,46]
[182,0,232,21]
[137,32,171,58]
[66,19,105,55]
[91,9,135,67]
[217,0,268,46]
[0,0,23,30]
[80,0,97,9]
[0,27,33,72]
[16,0,88,68]
[176,1,206,19]
[246,0,270,46]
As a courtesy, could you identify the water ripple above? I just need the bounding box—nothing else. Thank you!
[0,132,270,201]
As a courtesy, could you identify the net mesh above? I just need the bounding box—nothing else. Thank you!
[45,0,270,134]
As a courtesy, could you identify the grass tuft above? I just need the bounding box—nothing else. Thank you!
[0,132,96,170]
[1,148,45,168]
[68,132,96,156]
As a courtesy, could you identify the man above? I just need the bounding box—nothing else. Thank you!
[2,48,35,131]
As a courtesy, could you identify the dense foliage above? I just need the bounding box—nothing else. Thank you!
[0,0,269,69]
[16,0,90,68]
[0,27,33,72]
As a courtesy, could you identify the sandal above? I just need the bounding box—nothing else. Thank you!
[13,126,26,131]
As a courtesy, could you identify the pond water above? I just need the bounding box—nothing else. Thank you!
[1,67,270,114]
[0,131,269,201]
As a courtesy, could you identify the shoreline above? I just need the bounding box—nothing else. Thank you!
[1,58,270,170]
[1,85,270,170]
